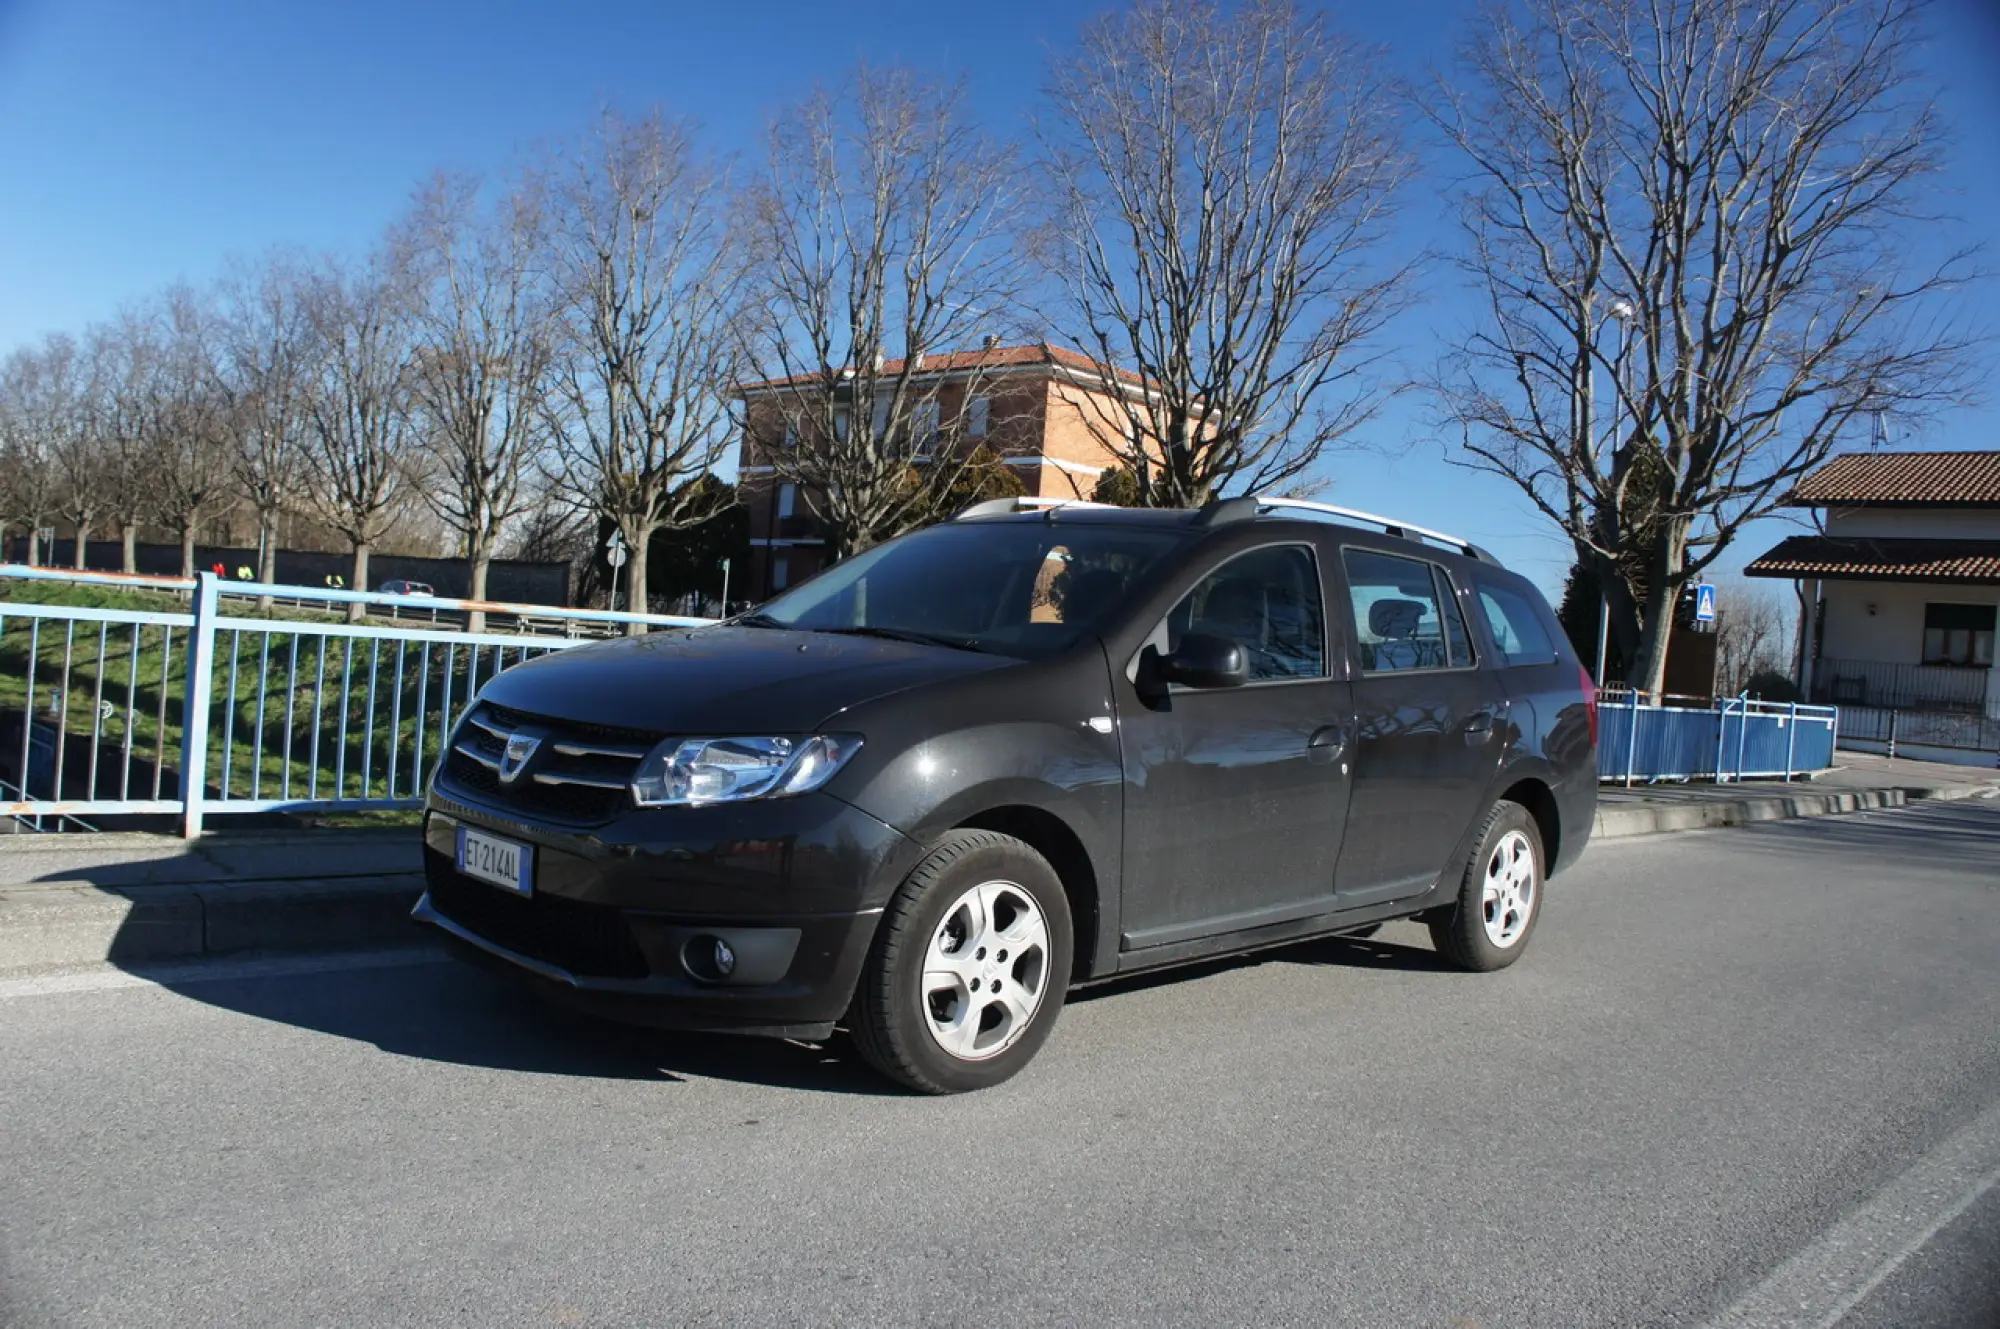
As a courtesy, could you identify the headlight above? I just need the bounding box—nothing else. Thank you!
[628,734,862,807]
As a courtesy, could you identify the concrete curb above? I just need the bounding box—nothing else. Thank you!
[1593,787,1909,840]
[0,873,425,975]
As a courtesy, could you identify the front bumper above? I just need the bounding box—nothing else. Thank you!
[415,784,920,1038]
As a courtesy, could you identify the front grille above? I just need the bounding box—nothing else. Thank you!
[438,702,657,825]
[427,870,651,980]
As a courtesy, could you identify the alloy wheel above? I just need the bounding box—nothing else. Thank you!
[1481,829,1537,949]
[921,879,1051,1061]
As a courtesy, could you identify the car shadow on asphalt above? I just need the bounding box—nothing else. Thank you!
[132,955,900,1096]
[116,925,1451,1096]
[1069,930,1451,1005]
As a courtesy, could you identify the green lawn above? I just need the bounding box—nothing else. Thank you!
[2,581,552,806]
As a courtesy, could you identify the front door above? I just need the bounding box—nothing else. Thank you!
[1333,545,1503,903]
[1117,543,1355,950]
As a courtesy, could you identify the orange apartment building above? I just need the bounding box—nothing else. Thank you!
[735,342,1146,600]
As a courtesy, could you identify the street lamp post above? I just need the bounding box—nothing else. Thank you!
[720,557,731,616]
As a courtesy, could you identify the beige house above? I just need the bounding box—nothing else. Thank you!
[734,343,1148,600]
[1747,451,2000,762]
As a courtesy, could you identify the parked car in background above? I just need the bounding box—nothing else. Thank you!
[416,495,1599,1093]
[377,580,434,596]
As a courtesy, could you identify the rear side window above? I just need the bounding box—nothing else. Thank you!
[1342,548,1459,672]
[1476,584,1560,666]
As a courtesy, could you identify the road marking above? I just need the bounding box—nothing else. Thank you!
[0,947,451,1002]
[1703,1099,2000,1328]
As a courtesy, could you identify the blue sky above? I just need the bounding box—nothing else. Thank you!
[2,0,1996,597]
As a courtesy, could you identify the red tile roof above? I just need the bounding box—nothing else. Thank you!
[1786,451,2000,507]
[1744,535,2000,584]
[738,342,1145,392]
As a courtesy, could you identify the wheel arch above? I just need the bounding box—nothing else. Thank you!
[1497,775,1561,873]
[952,803,1104,982]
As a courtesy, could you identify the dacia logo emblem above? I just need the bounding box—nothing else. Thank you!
[498,729,544,784]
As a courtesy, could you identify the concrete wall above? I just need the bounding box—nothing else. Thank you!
[1821,581,2000,664]
[1823,507,2000,540]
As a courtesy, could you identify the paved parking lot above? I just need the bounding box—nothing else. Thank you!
[4,798,1998,1327]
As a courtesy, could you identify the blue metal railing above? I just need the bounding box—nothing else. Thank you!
[1597,692,1838,785]
[2,566,711,835]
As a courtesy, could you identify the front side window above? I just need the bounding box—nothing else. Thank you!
[753,522,1185,658]
[1923,602,1997,666]
[1343,548,1453,672]
[1160,545,1326,681]
[1476,583,1560,667]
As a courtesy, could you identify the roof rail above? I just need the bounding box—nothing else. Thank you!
[953,496,1115,520]
[1216,494,1490,561]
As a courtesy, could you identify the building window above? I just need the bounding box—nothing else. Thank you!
[913,400,941,455]
[1922,602,1996,667]
[968,395,990,438]
[777,483,796,520]
[781,421,797,448]
[832,408,850,442]
[771,557,790,591]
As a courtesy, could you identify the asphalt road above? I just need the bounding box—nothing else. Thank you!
[3,798,1999,1328]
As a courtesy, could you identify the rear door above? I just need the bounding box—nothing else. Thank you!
[1333,545,1504,904]
[1116,542,1355,949]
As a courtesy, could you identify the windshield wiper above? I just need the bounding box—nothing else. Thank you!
[730,612,788,629]
[816,626,988,654]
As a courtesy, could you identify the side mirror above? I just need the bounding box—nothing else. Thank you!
[1156,632,1250,690]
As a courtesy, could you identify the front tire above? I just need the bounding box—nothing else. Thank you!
[1428,801,1544,972]
[847,830,1074,1094]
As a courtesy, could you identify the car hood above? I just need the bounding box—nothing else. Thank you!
[476,625,1014,735]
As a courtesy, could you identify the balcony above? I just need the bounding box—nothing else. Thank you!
[1812,656,1997,717]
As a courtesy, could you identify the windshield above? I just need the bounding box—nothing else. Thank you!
[748,521,1185,658]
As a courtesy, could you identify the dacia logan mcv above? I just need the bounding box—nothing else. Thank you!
[416,495,1599,1092]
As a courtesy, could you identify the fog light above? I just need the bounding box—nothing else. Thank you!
[712,937,736,979]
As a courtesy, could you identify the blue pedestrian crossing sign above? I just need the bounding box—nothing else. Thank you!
[1693,583,1717,624]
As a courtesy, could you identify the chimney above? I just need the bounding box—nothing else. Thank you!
[981,333,1000,351]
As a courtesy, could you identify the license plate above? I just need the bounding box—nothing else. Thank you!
[456,826,533,896]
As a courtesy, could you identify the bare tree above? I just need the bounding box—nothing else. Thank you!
[1431,0,1977,696]
[1037,0,1413,507]
[0,343,67,564]
[543,109,745,621]
[214,250,314,605]
[93,313,164,575]
[301,256,421,620]
[400,173,554,630]
[38,333,106,569]
[145,287,239,579]
[743,67,1033,558]
[1712,578,1793,694]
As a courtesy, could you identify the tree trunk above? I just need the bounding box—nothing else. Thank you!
[121,521,139,575]
[348,542,371,624]
[256,507,279,611]
[71,517,91,569]
[1631,586,1675,700]
[178,522,197,580]
[623,529,650,635]
[467,539,492,636]
[23,513,42,565]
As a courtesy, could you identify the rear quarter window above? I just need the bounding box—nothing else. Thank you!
[1475,583,1561,667]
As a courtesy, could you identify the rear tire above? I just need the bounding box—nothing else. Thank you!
[1428,801,1543,972]
[847,830,1074,1094]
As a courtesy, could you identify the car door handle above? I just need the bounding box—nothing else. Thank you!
[1462,711,1497,743]
[1307,725,1347,764]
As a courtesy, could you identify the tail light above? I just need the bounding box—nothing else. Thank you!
[1579,664,1599,747]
